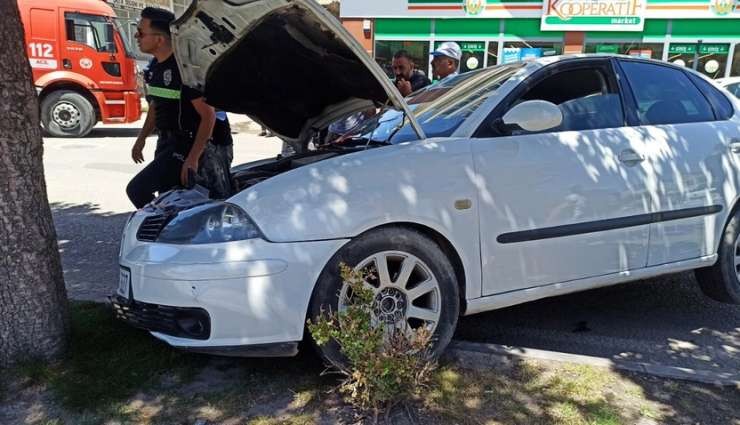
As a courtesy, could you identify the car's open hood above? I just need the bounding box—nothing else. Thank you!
[172,0,424,147]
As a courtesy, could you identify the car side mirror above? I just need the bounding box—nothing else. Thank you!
[502,100,563,133]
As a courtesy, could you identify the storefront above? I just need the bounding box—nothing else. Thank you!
[340,0,740,80]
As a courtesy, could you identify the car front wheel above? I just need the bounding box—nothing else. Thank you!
[308,227,460,370]
[695,210,740,304]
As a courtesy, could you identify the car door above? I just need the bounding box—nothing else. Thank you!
[472,59,652,296]
[61,10,125,90]
[616,60,739,266]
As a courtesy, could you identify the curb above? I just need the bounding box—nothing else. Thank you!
[446,340,740,388]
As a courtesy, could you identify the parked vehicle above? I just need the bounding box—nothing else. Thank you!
[717,77,740,99]
[18,0,141,137]
[112,0,740,366]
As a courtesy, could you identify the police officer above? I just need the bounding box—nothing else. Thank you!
[126,7,216,208]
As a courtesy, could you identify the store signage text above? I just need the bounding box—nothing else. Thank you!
[668,43,730,55]
[106,0,172,10]
[541,0,646,32]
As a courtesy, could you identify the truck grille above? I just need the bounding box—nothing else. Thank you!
[136,214,170,242]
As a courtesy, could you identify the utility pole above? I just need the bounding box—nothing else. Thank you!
[693,39,702,71]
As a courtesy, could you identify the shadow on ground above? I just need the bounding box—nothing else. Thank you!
[456,272,740,374]
[51,202,132,301]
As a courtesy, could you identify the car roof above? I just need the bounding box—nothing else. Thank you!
[716,76,740,86]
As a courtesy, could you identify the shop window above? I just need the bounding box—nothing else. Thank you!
[501,41,562,64]
[375,40,430,79]
[486,42,499,67]
[434,41,486,74]
[667,43,729,79]
[620,61,715,125]
[731,44,740,77]
[584,42,663,60]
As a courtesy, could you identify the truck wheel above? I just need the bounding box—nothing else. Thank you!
[695,210,740,304]
[41,90,96,138]
[307,227,460,371]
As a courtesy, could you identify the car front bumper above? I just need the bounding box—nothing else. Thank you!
[114,212,348,357]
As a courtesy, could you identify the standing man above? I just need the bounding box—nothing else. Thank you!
[127,7,216,208]
[431,42,462,82]
[392,50,431,97]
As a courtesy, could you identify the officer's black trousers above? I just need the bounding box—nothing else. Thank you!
[126,141,184,209]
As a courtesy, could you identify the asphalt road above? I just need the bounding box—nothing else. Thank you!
[44,119,740,374]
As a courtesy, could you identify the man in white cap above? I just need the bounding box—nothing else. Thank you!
[431,41,462,81]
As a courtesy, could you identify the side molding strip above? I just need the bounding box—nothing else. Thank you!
[497,205,723,244]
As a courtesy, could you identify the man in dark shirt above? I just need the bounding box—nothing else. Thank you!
[392,50,431,97]
[196,111,234,199]
[126,7,216,208]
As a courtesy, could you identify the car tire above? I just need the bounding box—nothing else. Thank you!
[307,226,460,370]
[41,90,96,138]
[695,210,740,304]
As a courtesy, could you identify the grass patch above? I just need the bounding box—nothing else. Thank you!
[4,302,738,424]
[15,302,204,413]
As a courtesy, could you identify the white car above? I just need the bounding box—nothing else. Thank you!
[716,77,740,99]
[112,0,740,365]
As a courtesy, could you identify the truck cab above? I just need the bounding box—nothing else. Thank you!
[18,0,142,137]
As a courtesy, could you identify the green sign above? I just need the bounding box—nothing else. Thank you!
[596,44,620,54]
[669,43,730,55]
[700,44,730,55]
[435,41,485,52]
[541,0,646,32]
[669,44,695,54]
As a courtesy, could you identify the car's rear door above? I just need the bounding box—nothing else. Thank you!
[616,59,740,266]
[472,58,651,296]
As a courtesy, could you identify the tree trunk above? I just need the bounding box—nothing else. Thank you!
[0,2,69,367]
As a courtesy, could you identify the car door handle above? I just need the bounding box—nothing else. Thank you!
[618,149,645,164]
[729,140,740,153]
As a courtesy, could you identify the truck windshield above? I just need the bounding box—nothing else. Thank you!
[113,18,135,57]
[64,12,117,53]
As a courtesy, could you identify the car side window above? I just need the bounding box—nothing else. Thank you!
[726,83,740,98]
[687,74,734,120]
[619,61,715,126]
[505,67,624,135]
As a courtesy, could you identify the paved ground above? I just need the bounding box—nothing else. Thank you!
[44,118,740,377]
[45,115,281,300]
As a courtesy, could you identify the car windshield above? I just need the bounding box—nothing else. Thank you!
[329,63,524,146]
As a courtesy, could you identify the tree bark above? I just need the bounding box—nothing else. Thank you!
[0,2,69,367]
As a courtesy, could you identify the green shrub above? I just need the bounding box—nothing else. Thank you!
[308,263,436,411]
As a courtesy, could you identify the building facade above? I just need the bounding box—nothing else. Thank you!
[340,0,740,80]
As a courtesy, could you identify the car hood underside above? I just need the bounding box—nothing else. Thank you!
[172,0,391,142]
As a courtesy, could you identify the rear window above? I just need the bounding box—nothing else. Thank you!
[620,61,715,126]
[688,74,734,120]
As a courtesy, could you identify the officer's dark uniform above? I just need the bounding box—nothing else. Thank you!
[196,111,234,199]
[126,54,205,208]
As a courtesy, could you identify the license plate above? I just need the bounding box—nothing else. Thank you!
[117,267,131,300]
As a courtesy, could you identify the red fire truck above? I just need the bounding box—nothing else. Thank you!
[18,0,142,137]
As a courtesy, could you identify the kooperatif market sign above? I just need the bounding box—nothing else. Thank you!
[541,0,646,31]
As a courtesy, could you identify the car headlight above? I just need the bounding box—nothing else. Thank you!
[157,203,263,244]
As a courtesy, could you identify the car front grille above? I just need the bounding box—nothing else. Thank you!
[136,214,170,242]
[111,296,211,340]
